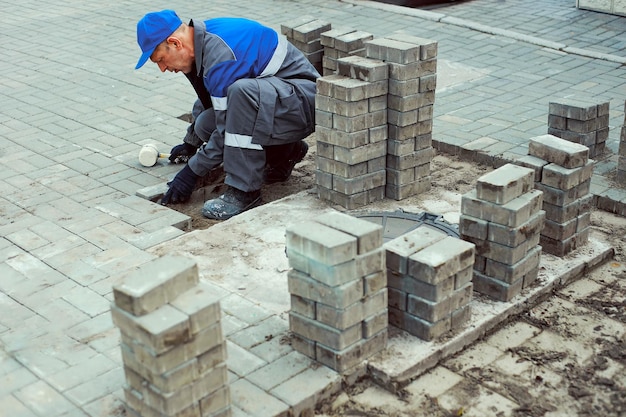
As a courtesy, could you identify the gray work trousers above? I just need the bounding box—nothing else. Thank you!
[188,77,315,192]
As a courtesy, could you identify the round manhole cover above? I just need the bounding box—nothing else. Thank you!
[354,210,459,242]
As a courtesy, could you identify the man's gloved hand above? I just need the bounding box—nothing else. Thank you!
[169,142,198,164]
[161,165,199,205]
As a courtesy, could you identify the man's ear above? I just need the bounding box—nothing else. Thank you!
[167,36,181,49]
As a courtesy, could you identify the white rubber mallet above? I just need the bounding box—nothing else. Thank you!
[138,144,170,167]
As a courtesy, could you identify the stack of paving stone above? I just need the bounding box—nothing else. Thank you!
[320,27,374,76]
[460,164,544,302]
[385,227,475,341]
[519,134,594,257]
[281,17,331,74]
[314,58,389,209]
[286,211,388,373]
[111,255,230,417]
[617,103,626,187]
[364,33,438,200]
[548,98,610,158]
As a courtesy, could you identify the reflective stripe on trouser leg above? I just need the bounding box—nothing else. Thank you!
[222,79,266,191]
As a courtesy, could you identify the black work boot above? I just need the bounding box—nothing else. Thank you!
[263,141,309,184]
[201,187,261,220]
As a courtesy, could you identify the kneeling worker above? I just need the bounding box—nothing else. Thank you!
[135,10,318,219]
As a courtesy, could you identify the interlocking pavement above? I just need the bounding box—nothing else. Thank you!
[1,0,625,416]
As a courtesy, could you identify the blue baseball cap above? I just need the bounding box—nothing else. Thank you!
[135,10,182,69]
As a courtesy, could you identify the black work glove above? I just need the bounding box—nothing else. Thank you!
[161,165,199,205]
[169,142,198,164]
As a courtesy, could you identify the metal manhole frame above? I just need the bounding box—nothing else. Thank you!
[352,209,459,242]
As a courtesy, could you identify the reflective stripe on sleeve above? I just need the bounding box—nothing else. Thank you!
[259,35,287,78]
[211,96,228,111]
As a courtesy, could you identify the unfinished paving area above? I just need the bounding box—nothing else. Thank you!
[2,0,626,416]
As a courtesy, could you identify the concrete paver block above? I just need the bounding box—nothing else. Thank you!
[112,255,198,316]
[407,236,475,284]
[484,245,542,285]
[487,209,545,247]
[542,194,591,223]
[316,76,388,102]
[385,227,448,274]
[170,282,222,335]
[333,30,375,53]
[287,269,364,309]
[473,271,524,302]
[336,56,388,82]
[270,364,342,414]
[315,329,388,372]
[112,304,191,355]
[529,134,589,169]
[476,163,534,204]
[120,323,222,376]
[541,160,594,191]
[365,37,420,64]
[280,16,318,37]
[540,226,590,257]
[461,189,543,228]
[549,99,599,120]
[535,180,590,207]
[286,221,357,266]
[230,379,289,417]
[515,154,549,182]
[321,27,357,48]
[289,19,332,43]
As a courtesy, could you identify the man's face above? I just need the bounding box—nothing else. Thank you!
[150,38,193,74]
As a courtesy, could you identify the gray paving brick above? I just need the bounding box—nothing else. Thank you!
[407,236,475,284]
[475,164,534,205]
[246,351,311,391]
[286,220,357,266]
[0,367,38,398]
[13,380,77,416]
[487,210,545,247]
[64,367,124,407]
[47,353,118,392]
[462,189,544,228]
[270,366,342,414]
[227,316,287,351]
[112,303,191,354]
[336,56,388,82]
[529,134,589,168]
[5,229,49,251]
[226,341,267,378]
[541,160,595,190]
[0,395,37,417]
[230,378,289,417]
[313,211,383,254]
[113,255,198,316]
[124,227,187,250]
[473,271,524,302]
[289,311,362,350]
[219,293,273,326]
[170,284,222,335]
[288,269,364,309]
[248,336,292,365]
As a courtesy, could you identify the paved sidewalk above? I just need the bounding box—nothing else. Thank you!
[1,0,625,416]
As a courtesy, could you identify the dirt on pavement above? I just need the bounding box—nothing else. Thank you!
[166,133,491,230]
[165,134,626,417]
